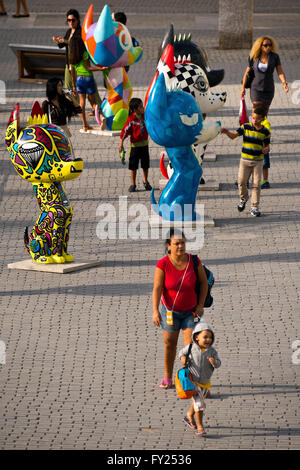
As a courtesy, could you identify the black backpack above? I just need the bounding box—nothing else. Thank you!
[192,255,214,308]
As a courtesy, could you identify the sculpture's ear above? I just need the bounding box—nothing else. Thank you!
[206,69,225,87]
[27,101,48,125]
[94,4,114,43]
[147,73,168,120]
[145,25,175,108]
[161,24,175,54]
[82,3,94,41]
[160,25,175,76]
[6,103,20,148]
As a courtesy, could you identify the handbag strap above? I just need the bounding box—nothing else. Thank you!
[170,254,190,312]
[48,103,52,124]
[192,254,200,303]
[192,254,198,278]
[185,343,193,368]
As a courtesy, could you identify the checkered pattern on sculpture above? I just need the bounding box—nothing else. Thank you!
[174,63,226,115]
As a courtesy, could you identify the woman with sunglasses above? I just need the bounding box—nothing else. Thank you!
[53,10,82,99]
[241,36,288,189]
[241,36,288,113]
[53,10,102,114]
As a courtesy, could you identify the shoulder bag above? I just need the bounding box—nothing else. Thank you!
[244,58,254,89]
[192,255,214,308]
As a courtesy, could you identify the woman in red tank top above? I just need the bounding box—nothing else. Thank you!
[152,229,208,389]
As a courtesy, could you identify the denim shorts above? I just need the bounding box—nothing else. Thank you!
[160,304,198,332]
[76,75,96,95]
[263,153,270,169]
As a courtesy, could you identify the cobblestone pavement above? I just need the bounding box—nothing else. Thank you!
[0,1,299,451]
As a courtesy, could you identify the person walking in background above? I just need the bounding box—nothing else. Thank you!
[119,98,152,192]
[13,0,29,18]
[152,229,208,390]
[221,105,271,217]
[241,35,288,189]
[179,322,221,436]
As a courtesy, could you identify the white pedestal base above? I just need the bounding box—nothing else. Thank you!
[202,153,217,162]
[148,214,215,228]
[7,259,101,274]
[79,128,121,137]
[159,179,220,191]
[198,179,220,191]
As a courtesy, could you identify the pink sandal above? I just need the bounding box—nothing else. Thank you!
[159,378,172,389]
[195,427,207,436]
[183,416,196,430]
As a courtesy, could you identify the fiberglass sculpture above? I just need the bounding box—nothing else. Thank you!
[5,102,83,263]
[82,4,143,131]
[151,26,227,179]
[145,36,221,221]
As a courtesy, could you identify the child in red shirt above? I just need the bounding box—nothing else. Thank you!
[119,98,152,192]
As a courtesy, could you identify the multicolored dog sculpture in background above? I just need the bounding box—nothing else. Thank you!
[5,102,83,263]
[82,4,143,131]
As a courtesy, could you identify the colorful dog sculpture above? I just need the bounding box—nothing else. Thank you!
[82,4,143,131]
[145,36,221,221]
[151,26,227,180]
[5,102,83,263]
[160,26,225,88]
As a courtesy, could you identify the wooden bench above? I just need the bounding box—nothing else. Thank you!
[9,43,66,83]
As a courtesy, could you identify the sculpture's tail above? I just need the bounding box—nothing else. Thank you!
[160,152,169,179]
[24,226,30,254]
[151,189,159,215]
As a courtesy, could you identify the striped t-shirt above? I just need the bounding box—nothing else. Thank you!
[236,122,271,161]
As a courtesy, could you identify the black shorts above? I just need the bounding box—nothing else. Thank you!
[128,145,150,171]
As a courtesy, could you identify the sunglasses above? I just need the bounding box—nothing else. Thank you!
[67,18,76,23]
[262,43,272,47]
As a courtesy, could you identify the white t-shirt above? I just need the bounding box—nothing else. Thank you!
[258,60,268,72]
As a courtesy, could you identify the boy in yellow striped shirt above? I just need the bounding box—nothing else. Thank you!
[221,106,271,217]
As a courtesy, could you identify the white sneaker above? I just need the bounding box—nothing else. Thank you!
[237,199,246,212]
[250,207,261,217]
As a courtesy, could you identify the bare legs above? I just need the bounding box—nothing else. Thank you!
[162,328,193,380]
[187,402,204,432]
[0,1,7,15]
[79,93,95,132]
[15,0,29,16]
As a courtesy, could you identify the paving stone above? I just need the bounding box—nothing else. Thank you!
[0,0,300,451]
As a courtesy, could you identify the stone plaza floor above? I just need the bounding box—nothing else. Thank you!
[0,0,299,451]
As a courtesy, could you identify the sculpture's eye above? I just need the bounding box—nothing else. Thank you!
[180,113,199,126]
[118,26,132,51]
[19,142,44,169]
[194,76,208,93]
